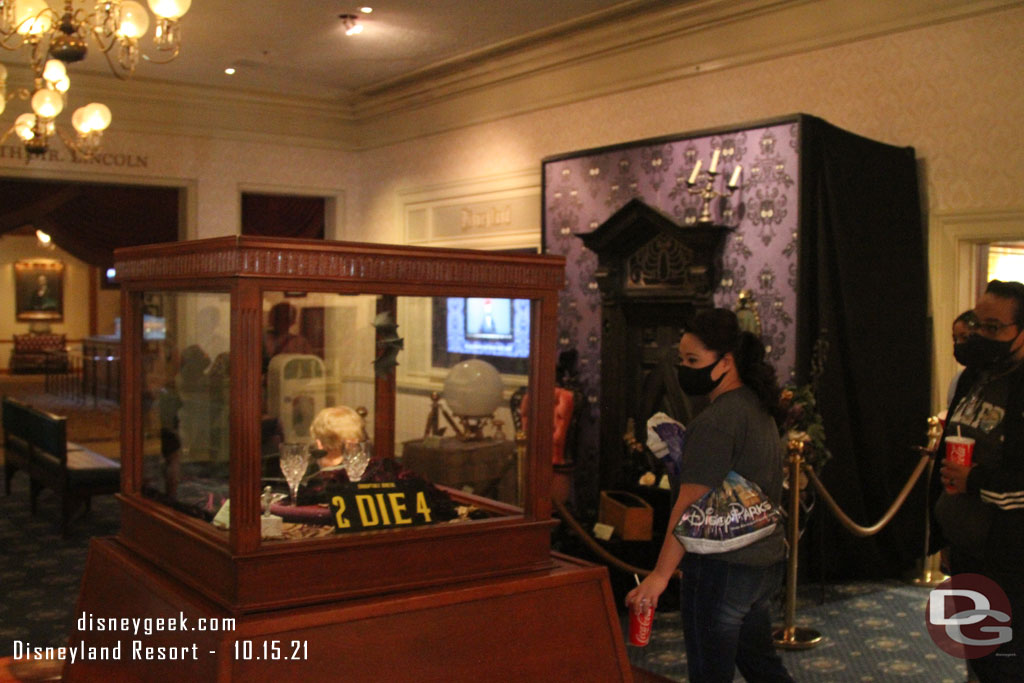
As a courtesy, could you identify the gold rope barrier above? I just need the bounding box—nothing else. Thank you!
[773,437,938,649]
[550,496,682,581]
[802,449,933,537]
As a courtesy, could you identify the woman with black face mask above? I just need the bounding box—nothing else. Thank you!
[626,308,793,683]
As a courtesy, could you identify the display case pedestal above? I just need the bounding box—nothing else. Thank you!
[69,238,632,680]
[66,538,632,682]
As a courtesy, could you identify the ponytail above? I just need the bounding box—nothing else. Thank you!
[734,331,780,414]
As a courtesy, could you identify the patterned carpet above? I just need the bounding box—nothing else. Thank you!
[0,465,972,682]
[628,581,971,682]
[0,378,971,679]
[0,473,120,658]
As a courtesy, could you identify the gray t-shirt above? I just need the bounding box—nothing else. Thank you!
[677,385,787,565]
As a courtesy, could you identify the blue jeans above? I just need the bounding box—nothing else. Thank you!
[680,554,794,683]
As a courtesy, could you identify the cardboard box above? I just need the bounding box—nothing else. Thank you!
[599,490,653,541]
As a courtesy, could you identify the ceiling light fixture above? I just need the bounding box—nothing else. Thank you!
[1,59,111,158]
[339,13,363,36]
[0,0,191,159]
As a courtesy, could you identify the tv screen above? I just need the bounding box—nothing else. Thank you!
[445,297,530,359]
[464,298,514,342]
[143,314,166,341]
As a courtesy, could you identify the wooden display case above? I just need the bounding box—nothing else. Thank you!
[66,237,632,681]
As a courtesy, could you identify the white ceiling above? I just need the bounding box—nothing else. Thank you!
[13,0,682,103]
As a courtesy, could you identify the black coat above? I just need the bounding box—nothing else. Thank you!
[930,362,1024,577]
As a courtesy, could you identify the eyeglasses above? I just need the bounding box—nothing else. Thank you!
[965,312,1019,337]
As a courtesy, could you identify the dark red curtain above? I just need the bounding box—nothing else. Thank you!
[0,179,179,267]
[241,193,325,239]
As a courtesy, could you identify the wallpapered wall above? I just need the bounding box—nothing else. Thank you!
[543,120,800,492]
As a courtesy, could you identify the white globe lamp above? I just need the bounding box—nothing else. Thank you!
[442,359,504,440]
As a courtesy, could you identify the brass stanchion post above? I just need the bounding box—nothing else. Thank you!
[907,416,948,587]
[773,440,822,649]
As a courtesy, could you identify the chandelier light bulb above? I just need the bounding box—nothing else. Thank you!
[14,0,53,36]
[83,102,112,131]
[147,0,191,20]
[14,113,37,140]
[71,106,90,133]
[31,87,64,119]
[43,59,67,84]
[0,62,7,85]
[117,1,150,39]
[54,75,70,92]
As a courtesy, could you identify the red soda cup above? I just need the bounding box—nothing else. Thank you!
[628,602,654,647]
[944,436,974,493]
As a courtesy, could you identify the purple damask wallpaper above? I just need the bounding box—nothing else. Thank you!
[543,119,800,502]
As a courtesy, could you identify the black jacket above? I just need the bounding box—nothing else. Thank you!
[930,362,1024,576]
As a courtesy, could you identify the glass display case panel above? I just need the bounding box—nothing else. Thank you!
[139,291,231,521]
[258,292,529,544]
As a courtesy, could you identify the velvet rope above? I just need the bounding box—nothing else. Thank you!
[802,449,934,538]
[550,496,682,580]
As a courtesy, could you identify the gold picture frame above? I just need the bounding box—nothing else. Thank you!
[14,260,65,322]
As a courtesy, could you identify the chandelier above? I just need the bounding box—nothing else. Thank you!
[0,0,191,158]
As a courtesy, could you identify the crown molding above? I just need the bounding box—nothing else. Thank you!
[1,63,356,151]
[0,0,1016,151]
[347,0,1019,149]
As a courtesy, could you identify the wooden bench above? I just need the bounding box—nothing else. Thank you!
[2,396,120,536]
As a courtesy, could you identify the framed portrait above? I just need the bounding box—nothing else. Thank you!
[14,260,65,322]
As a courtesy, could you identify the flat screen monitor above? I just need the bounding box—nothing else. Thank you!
[464,297,514,343]
[447,297,529,358]
[143,314,166,341]
[433,297,530,375]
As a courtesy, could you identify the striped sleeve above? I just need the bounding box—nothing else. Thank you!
[979,488,1024,510]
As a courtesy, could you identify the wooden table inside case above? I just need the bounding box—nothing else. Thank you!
[401,437,518,505]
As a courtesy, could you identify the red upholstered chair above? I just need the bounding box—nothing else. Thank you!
[551,388,574,466]
[513,387,576,504]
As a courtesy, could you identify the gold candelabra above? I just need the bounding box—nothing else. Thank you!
[685,148,742,224]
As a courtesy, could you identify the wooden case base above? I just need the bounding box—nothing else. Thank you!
[65,538,633,682]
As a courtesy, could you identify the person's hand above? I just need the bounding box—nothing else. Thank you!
[941,461,972,494]
[625,572,670,613]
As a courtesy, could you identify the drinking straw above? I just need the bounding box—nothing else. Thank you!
[634,574,641,587]
[957,425,962,437]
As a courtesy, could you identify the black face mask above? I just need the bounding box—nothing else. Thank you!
[953,341,976,368]
[960,333,1016,369]
[677,356,724,396]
